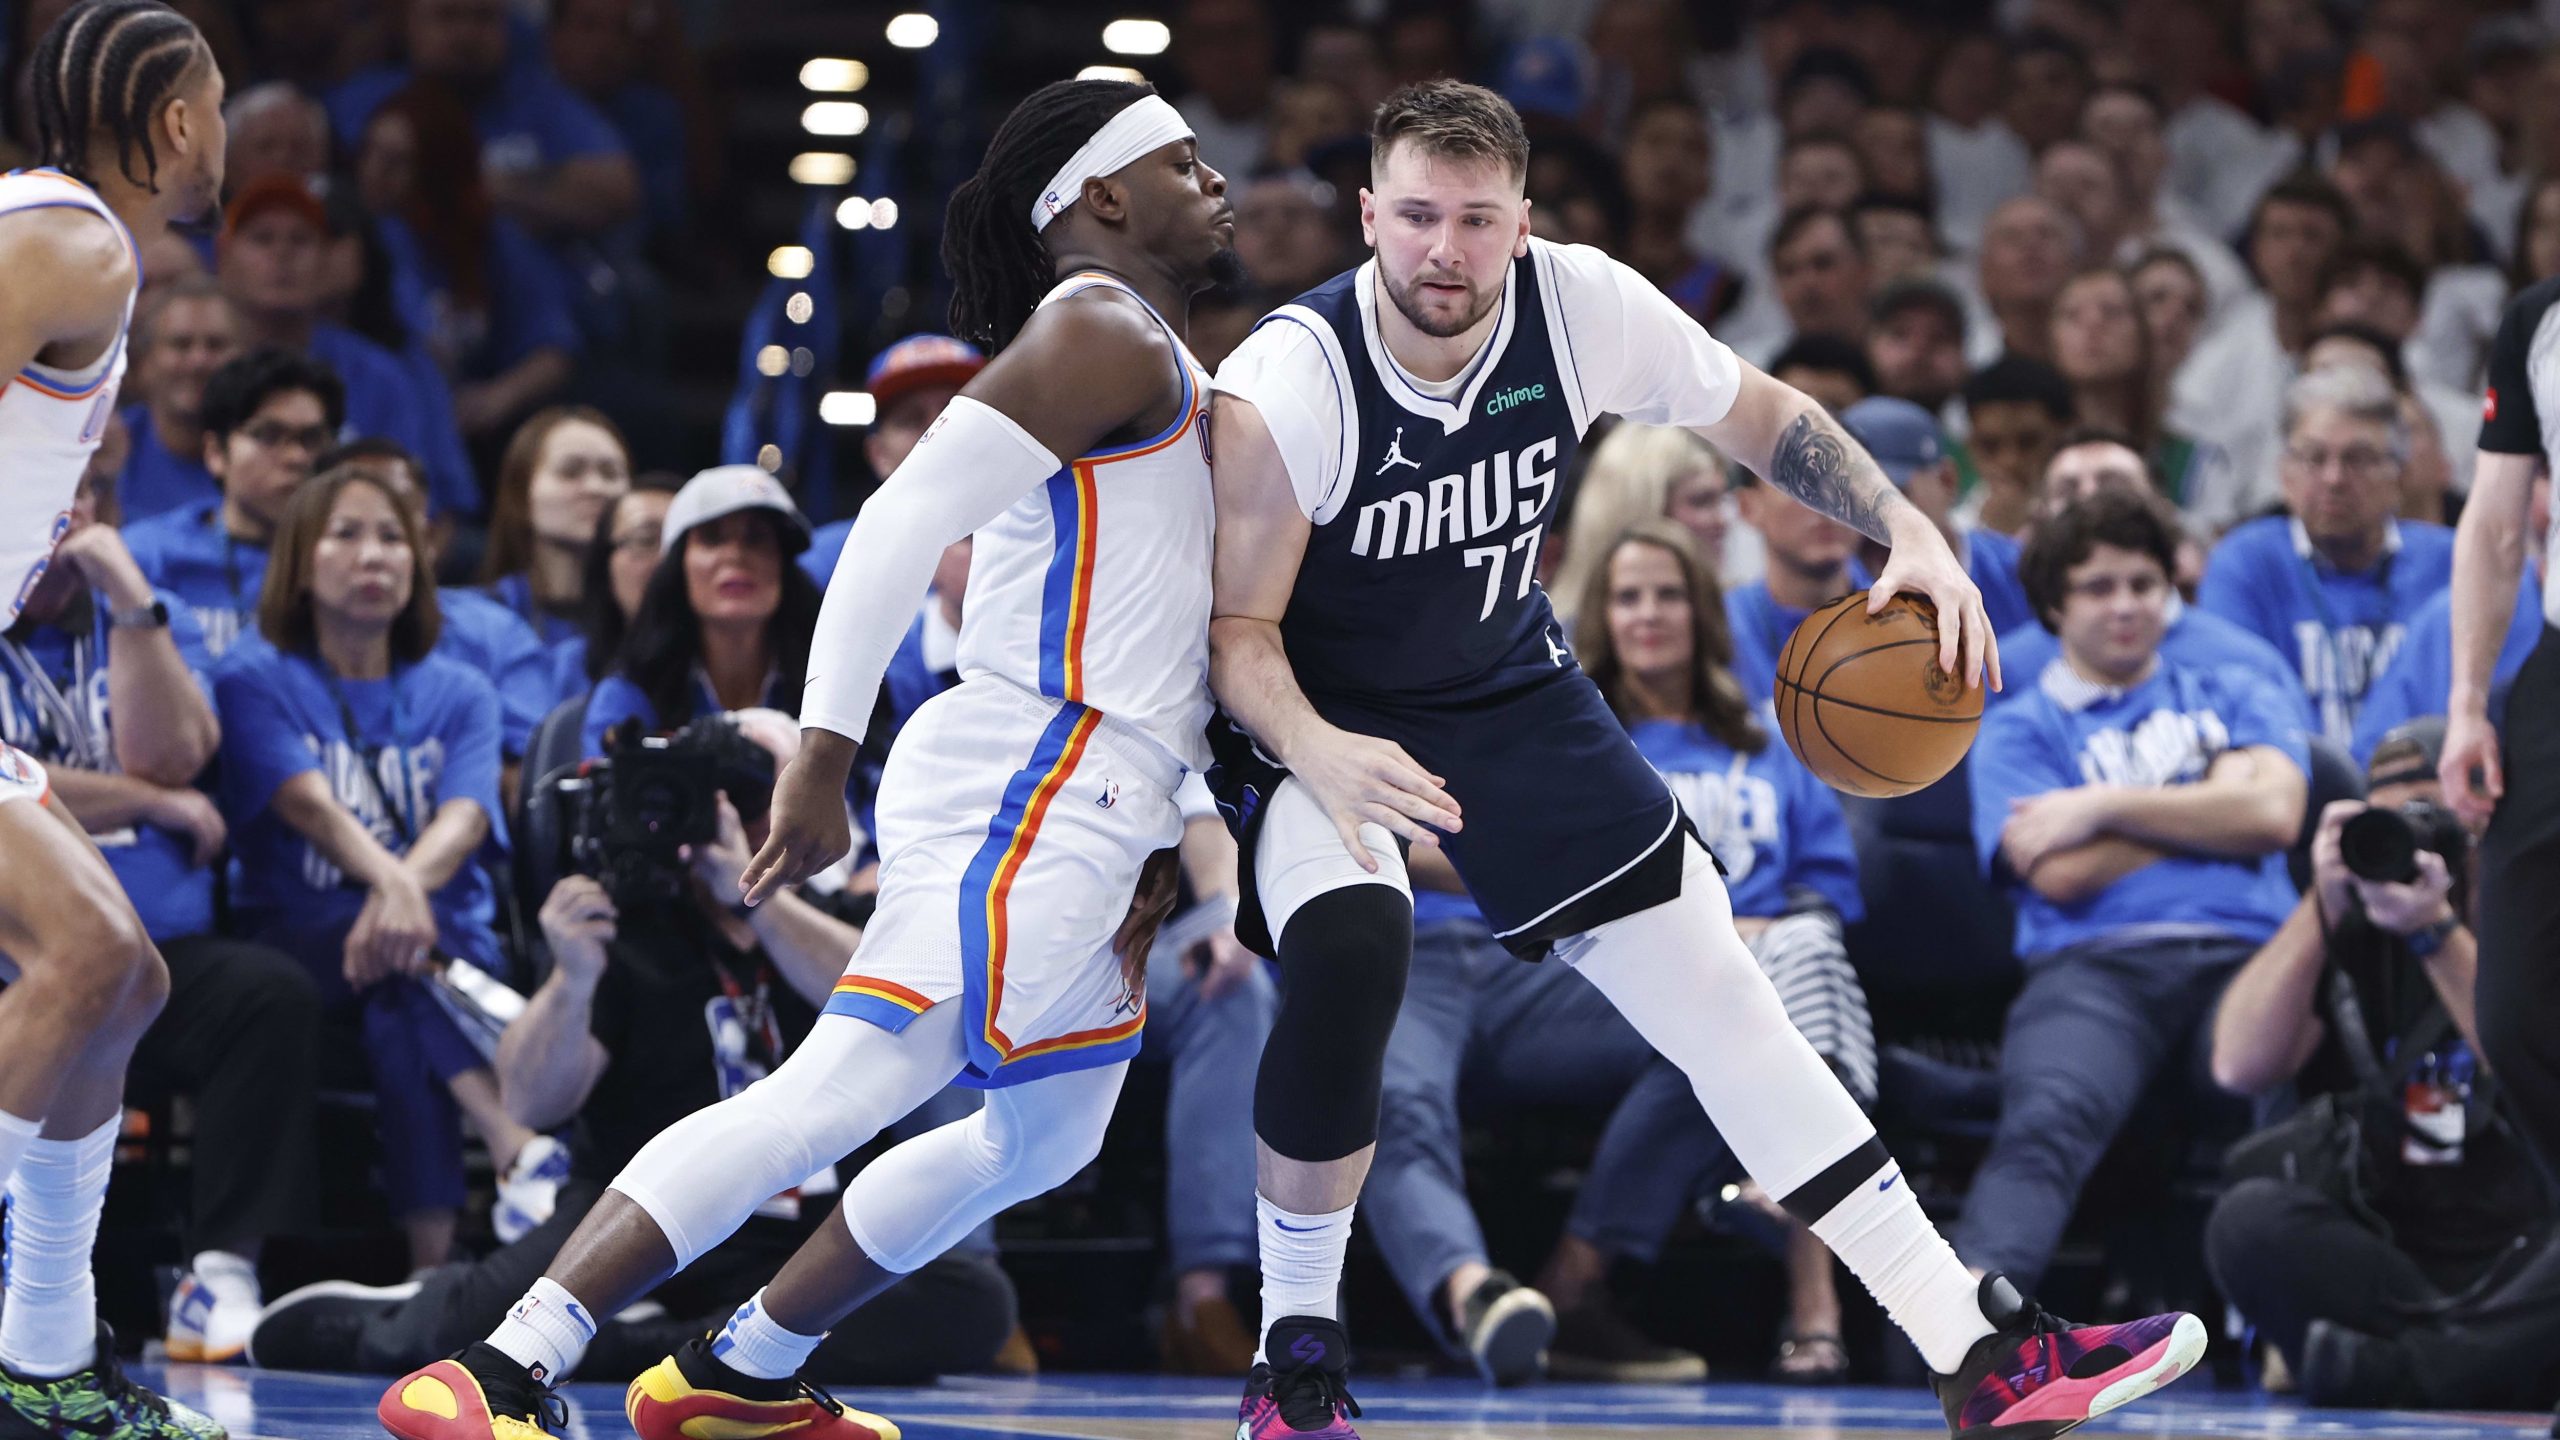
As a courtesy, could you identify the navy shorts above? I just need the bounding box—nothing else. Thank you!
[1210,669,1707,960]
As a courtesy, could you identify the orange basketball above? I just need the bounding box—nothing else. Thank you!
[1773,589,1982,799]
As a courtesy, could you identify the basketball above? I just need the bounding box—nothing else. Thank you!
[1774,589,1983,799]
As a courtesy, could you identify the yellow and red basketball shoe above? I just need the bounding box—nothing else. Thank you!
[377,1343,563,1439]
[625,1338,900,1440]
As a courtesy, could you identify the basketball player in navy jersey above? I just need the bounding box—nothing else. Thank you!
[1209,81,2205,1440]
[0,4,229,1437]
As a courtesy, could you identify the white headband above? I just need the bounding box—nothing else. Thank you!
[1030,94,1194,232]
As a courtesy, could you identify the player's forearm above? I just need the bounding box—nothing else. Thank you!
[2448,462,2532,716]
[1208,615,1331,766]
[1722,381,1919,546]
[2209,895,2329,1094]
[105,630,217,785]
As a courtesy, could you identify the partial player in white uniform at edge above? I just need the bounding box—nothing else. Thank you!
[376,78,1243,1440]
[1206,82,2207,1440]
[0,5,230,1439]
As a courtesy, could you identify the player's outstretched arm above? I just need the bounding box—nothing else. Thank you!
[1208,393,1461,868]
[0,207,136,387]
[1701,365,2001,691]
[744,292,1182,904]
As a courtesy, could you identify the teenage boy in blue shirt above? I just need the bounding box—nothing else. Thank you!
[1960,488,2309,1289]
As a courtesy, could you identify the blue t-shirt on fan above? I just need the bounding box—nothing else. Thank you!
[1966,526,2034,639]
[2350,572,2544,764]
[1971,657,2308,962]
[214,645,508,973]
[114,404,219,524]
[481,572,591,704]
[437,586,565,759]
[0,590,216,941]
[1991,597,2314,733]
[581,668,790,759]
[2196,515,2455,748]
[122,499,264,660]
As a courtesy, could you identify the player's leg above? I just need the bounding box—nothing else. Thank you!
[621,1060,1129,1440]
[377,1005,971,1440]
[1241,779,1412,1439]
[1562,840,2205,1437]
[0,791,222,1439]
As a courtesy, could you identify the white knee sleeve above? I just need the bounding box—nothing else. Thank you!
[612,1006,968,1268]
[842,1062,1127,1273]
[1560,839,1874,1200]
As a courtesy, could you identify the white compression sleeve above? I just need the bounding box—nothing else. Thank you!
[798,396,1062,740]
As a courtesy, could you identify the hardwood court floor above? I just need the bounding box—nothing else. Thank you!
[141,1364,2552,1439]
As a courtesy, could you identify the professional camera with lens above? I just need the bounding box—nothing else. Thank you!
[557,716,776,910]
[2339,800,2469,887]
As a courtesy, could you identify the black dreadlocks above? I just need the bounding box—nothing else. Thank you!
[943,78,1154,353]
[29,0,205,192]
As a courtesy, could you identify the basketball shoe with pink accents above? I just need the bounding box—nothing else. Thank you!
[1235,1317,1361,1440]
[1932,1275,2208,1439]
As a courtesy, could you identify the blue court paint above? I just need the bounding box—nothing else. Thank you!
[131,1364,2551,1439]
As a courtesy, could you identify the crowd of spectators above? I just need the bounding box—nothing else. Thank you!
[9,0,2560,1413]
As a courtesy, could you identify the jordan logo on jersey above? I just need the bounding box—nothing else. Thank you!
[1375,426,1420,475]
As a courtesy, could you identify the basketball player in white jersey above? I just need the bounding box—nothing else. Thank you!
[0,4,228,1437]
[376,79,1240,1440]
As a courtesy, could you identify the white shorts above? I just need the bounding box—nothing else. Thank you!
[821,678,1184,1087]
[0,743,48,807]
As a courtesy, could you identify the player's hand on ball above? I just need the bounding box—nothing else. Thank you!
[1290,723,1462,869]
[741,738,855,907]
[1871,511,2001,692]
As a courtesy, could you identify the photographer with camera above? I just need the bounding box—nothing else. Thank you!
[2206,719,2545,1392]
[247,715,1017,1384]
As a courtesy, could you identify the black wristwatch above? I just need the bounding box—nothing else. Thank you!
[2403,914,2460,960]
[108,598,169,631]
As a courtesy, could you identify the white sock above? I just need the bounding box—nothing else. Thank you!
[1254,1195,1353,1362]
[487,1277,599,1386]
[709,1288,825,1381]
[1807,1160,1993,1374]
[0,1117,116,1378]
[0,1109,37,1197]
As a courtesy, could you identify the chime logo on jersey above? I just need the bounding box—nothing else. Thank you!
[1351,436,1561,561]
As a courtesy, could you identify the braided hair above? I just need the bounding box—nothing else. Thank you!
[29,0,206,192]
[943,79,1154,353]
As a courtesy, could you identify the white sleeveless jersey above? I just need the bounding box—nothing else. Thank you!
[0,170,135,625]
[954,272,1215,769]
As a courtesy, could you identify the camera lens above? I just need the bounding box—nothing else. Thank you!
[2339,806,2421,884]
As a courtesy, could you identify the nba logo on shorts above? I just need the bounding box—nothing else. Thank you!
[1096,779,1120,809]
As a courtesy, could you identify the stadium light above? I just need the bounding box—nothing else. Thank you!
[800,58,869,92]
[1078,64,1146,82]
[836,196,874,230]
[886,13,938,48]
[801,102,869,136]
[1103,19,1170,55]
[757,444,783,472]
[756,344,789,377]
[789,152,856,185]
[767,246,813,279]
[869,198,900,229]
[821,392,878,426]
[786,293,814,323]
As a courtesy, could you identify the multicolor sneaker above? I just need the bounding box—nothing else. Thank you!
[0,1322,226,1438]
[626,1337,899,1440]
[1931,1275,2206,1439]
[1237,1316,1361,1440]
[377,1341,564,1440]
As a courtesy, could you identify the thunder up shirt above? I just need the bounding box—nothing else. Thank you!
[123,498,264,659]
[1991,594,2315,734]
[114,403,219,524]
[215,645,508,973]
[1972,657,2308,961]
[1215,238,1745,707]
[2196,514,2455,748]
[2350,571,2544,764]
[0,590,216,941]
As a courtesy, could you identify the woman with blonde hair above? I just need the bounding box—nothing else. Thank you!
[1551,422,1748,629]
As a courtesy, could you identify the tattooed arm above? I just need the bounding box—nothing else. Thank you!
[1697,364,2003,689]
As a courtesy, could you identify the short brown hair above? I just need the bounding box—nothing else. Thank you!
[259,465,443,664]
[1371,80,1528,183]
[2018,487,2179,633]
